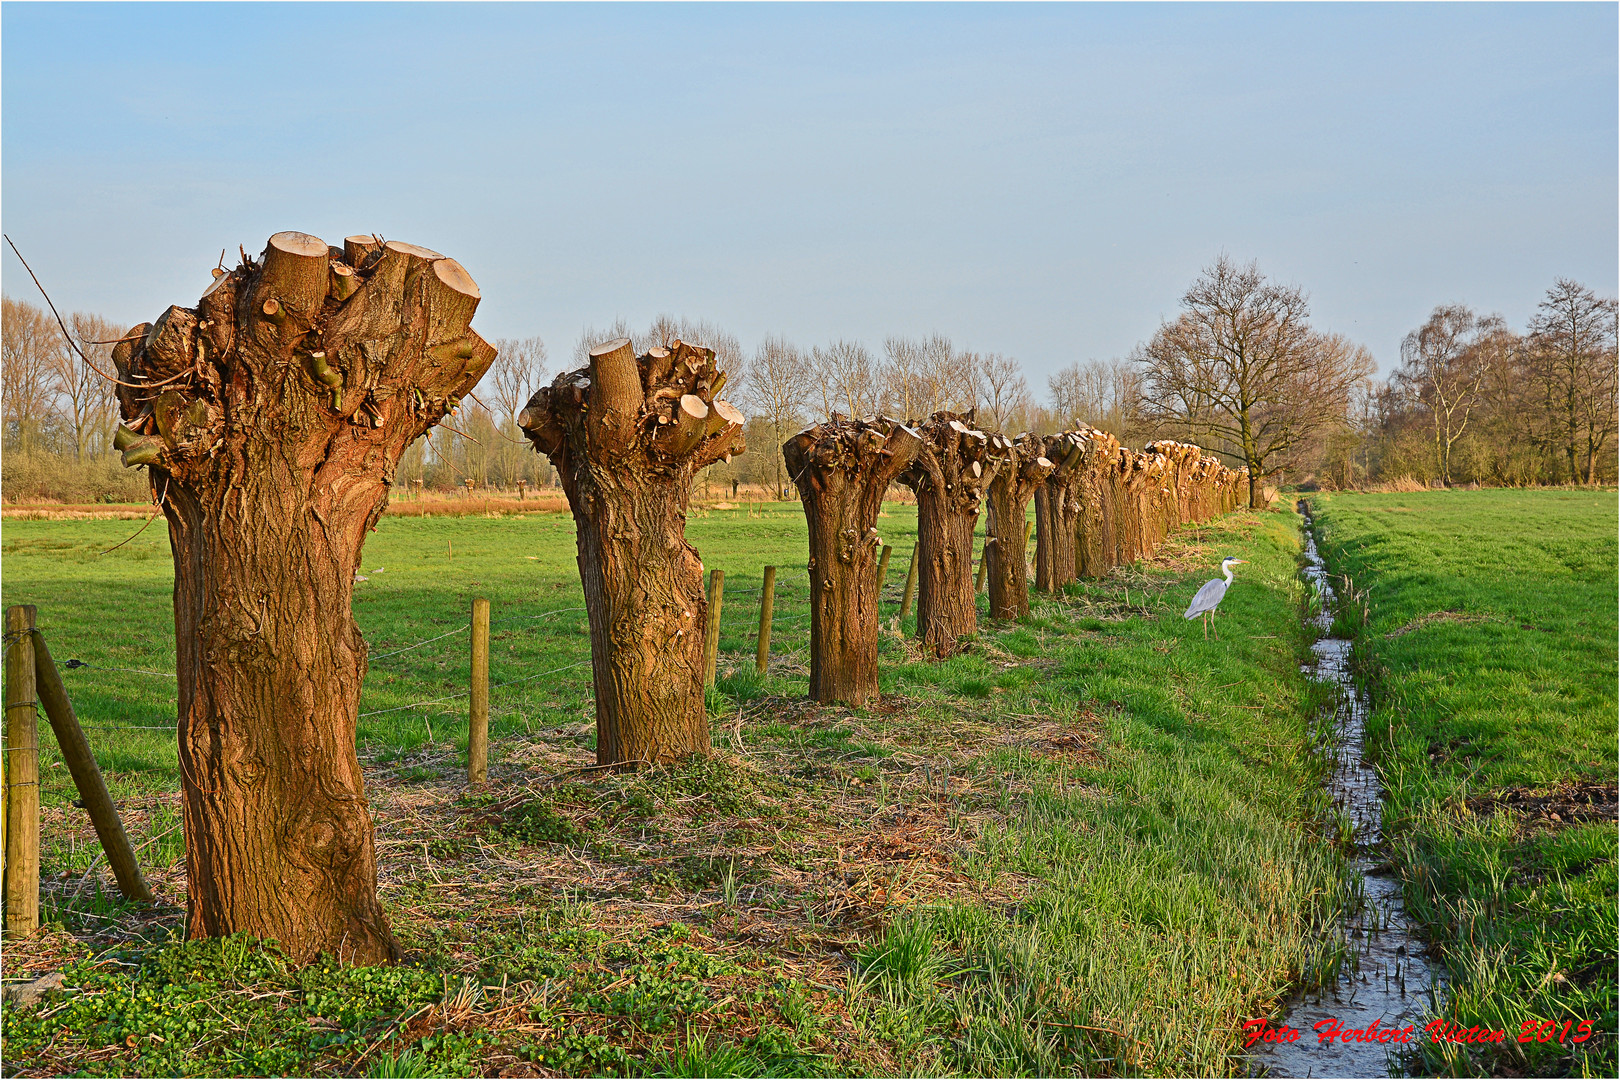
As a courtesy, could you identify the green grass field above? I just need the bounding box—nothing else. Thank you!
[0,499,1350,1077]
[1308,489,1618,1077]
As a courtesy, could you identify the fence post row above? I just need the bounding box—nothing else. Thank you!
[4,605,40,933]
[468,597,490,785]
[756,566,776,674]
[703,569,725,688]
[899,544,920,621]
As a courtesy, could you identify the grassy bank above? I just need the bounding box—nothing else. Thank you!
[1307,489,1618,1077]
[1,503,1344,1076]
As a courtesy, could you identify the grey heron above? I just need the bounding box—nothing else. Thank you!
[1184,556,1246,639]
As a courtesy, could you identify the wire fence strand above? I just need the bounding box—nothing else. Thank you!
[60,660,176,678]
[367,625,470,662]
[358,658,592,718]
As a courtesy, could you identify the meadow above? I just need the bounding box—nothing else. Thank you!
[1308,489,1618,1077]
[0,498,1350,1077]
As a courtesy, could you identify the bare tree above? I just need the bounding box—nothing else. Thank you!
[1527,280,1619,484]
[487,336,547,424]
[1135,256,1374,506]
[1048,358,1141,440]
[881,336,927,420]
[746,335,814,497]
[974,353,1032,433]
[2,296,62,456]
[810,340,879,419]
[53,312,121,461]
[1392,305,1505,486]
[919,334,975,415]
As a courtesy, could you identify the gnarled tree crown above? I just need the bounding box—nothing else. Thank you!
[518,337,745,476]
[114,232,494,488]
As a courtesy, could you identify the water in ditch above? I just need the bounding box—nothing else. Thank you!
[1250,505,1441,1077]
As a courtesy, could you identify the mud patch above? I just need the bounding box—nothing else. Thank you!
[1466,779,1618,827]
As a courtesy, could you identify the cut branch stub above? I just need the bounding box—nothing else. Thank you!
[784,416,923,705]
[986,434,1055,620]
[518,339,746,766]
[112,231,493,967]
[899,410,1007,658]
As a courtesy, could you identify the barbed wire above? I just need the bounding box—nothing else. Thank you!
[490,606,587,626]
[367,625,470,662]
[77,723,175,733]
[36,588,811,735]
[60,660,177,678]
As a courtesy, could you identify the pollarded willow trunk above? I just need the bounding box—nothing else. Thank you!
[1033,432,1085,592]
[985,434,1054,620]
[1122,455,1150,563]
[112,232,494,965]
[784,417,922,704]
[1073,432,1107,581]
[519,339,744,766]
[900,412,1003,658]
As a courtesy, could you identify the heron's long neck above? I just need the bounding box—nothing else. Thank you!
[1222,564,1234,585]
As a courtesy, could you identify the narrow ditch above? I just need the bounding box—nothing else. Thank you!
[1251,504,1442,1077]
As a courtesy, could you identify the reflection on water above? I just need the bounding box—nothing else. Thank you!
[1251,506,1441,1078]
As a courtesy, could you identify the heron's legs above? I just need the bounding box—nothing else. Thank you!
[1211,610,1220,641]
[1202,612,1209,639]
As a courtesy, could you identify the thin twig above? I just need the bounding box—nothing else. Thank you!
[99,478,168,556]
[3,234,147,388]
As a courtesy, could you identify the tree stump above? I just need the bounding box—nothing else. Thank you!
[784,417,923,704]
[111,232,495,965]
[518,339,744,767]
[899,412,1003,658]
[985,434,1054,620]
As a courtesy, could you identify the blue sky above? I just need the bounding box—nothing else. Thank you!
[3,2,1614,387]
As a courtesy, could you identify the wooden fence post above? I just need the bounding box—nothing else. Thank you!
[704,569,725,688]
[756,566,776,674]
[5,605,40,933]
[975,541,990,593]
[876,544,893,589]
[31,629,154,903]
[899,544,920,621]
[469,597,489,784]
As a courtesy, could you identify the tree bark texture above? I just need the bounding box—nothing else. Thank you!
[1033,432,1086,593]
[985,435,1053,620]
[519,339,744,767]
[113,232,495,965]
[899,412,1003,658]
[784,417,923,704]
[1074,429,1118,581]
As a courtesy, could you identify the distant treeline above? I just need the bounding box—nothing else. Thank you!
[4,264,1613,503]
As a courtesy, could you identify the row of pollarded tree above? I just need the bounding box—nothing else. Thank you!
[102,231,1240,968]
[781,416,1246,707]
